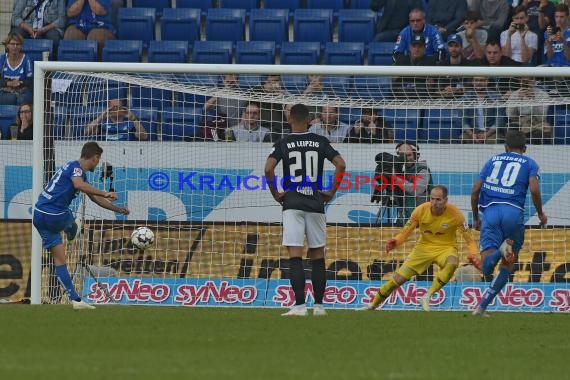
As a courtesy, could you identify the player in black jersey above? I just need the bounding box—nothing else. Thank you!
[265,104,346,316]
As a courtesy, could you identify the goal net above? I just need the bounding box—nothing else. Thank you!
[19,62,570,311]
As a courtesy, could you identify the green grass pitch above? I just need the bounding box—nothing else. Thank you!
[1,306,568,380]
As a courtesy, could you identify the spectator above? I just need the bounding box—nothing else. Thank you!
[524,0,556,64]
[203,74,245,136]
[302,74,324,96]
[500,6,538,65]
[393,35,437,99]
[227,102,272,142]
[544,3,570,66]
[396,141,433,219]
[7,103,34,140]
[470,0,510,41]
[373,0,425,42]
[280,103,293,135]
[460,76,504,144]
[11,0,66,57]
[0,32,33,106]
[308,105,351,143]
[426,0,468,38]
[474,40,522,99]
[457,10,488,60]
[506,77,553,144]
[63,0,115,60]
[345,108,394,143]
[393,8,446,63]
[438,34,470,99]
[253,74,286,134]
[85,98,148,141]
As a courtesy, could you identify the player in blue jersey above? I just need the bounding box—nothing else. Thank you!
[469,130,547,316]
[33,142,129,309]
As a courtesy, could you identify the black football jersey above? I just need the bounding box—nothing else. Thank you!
[268,132,340,213]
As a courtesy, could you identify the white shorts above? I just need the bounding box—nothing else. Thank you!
[282,209,326,248]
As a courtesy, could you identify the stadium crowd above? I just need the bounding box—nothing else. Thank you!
[0,0,569,144]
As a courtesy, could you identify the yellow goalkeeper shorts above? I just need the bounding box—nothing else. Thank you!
[399,246,458,278]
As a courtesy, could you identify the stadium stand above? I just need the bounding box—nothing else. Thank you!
[162,106,201,141]
[280,41,321,65]
[249,9,289,46]
[422,108,463,143]
[57,40,98,62]
[176,0,215,16]
[102,40,143,62]
[148,40,189,63]
[191,41,233,64]
[324,42,365,65]
[367,42,396,65]
[205,8,246,42]
[382,108,421,141]
[131,0,171,17]
[116,7,156,48]
[0,105,18,139]
[22,38,53,63]
[235,41,276,65]
[337,9,377,43]
[293,9,333,45]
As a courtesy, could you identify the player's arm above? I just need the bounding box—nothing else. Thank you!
[386,209,419,252]
[471,178,483,230]
[72,176,117,200]
[321,154,346,202]
[264,156,285,204]
[529,176,547,226]
[87,193,130,215]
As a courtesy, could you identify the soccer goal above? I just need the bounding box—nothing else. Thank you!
[26,61,570,311]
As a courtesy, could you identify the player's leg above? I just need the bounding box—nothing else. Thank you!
[476,206,506,276]
[367,249,429,309]
[281,210,308,316]
[33,210,94,309]
[475,211,524,314]
[306,212,327,316]
[421,249,459,311]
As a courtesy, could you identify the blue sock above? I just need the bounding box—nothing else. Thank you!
[479,267,510,310]
[482,249,502,276]
[55,264,80,302]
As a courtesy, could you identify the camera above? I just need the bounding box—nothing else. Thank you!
[548,26,560,34]
[370,152,406,205]
[100,162,113,180]
[513,23,525,30]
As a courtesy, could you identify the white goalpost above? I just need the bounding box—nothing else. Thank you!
[28,61,570,311]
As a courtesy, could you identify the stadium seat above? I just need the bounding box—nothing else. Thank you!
[337,9,377,43]
[306,0,346,16]
[102,40,143,62]
[553,105,570,144]
[51,105,67,140]
[162,107,201,141]
[320,75,352,98]
[160,8,201,45]
[422,108,463,143]
[192,41,233,64]
[22,39,53,63]
[205,9,246,42]
[249,9,289,46]
[339,107,362,125]
[57,40,97,62]
[0,105,18,140]
[264,0,301,14]
[368,42,395,65]
[351,0,374,9]
[68,106,104,140]
[280,42,321,65]
[235,41,276,64]
[352,75,392,100]
[293,9,333,45]
[219,0,260,13]
[281,75,308,94]
[50,72,85,106]
[148,40,189,63]
[131,86,174,111]
[324,42,364,65]
[239,74,262,90]
[382,109,421,141]
[132,0,171,16]
[176,0,215,15]
[117,8,156,48]
[86,80,127,107]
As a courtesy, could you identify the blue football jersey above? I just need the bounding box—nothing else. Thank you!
[478,152,540,210]
[35,160,87,213]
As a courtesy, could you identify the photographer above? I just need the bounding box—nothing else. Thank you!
[371,142,432,222]
[500,6,538,65]
[544,4,570,67]
[396,142,432,219]
[345,108,394,143]
[85,98,148,141]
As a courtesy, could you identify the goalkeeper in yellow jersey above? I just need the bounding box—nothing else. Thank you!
[364,185,478,311]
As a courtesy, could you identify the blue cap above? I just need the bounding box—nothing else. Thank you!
[410,34,426,45]
[447,34,463,46]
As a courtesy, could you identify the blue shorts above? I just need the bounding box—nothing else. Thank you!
[32,209,74,250]
[479,204,525,253]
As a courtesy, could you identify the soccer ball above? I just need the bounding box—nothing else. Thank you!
[131,226,155,250]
